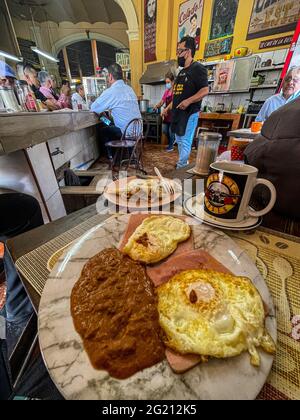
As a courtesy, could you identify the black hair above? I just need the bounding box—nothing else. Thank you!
[190,14,197,23]
[62,79,70,86]
[165,72,175,82]
[179,36,196,58]
[108,63,123,81]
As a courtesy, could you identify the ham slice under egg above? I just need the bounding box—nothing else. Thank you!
[119,214,232,374]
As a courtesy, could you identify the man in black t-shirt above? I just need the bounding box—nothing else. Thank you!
[170,36,209,169]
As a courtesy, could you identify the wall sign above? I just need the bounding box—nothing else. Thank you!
[144,0,157,63]
[204,36,233,58]
[210,0,238,40]
[259,35,293,50]
[247,0,300,40]
[178,0,204,51]
[116,53,130,71]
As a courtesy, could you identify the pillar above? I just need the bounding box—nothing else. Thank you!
[62,47,72,83]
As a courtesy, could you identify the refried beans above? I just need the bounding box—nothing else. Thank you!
[71,248,165,379]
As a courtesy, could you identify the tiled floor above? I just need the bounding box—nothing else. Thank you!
[91,143,197,175]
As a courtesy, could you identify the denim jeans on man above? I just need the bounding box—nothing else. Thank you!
[0,193,44,323]
[175,113,199,168]
[162,122,176,151]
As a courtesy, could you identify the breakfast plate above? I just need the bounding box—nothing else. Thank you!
[184,195,262,231]
[39,214,276,400]
[103,176,182,209]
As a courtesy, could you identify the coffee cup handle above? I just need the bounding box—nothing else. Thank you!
[248,179,277,218]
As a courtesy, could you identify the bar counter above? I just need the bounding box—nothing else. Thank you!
[0,110,99,155]
[0,110,100,222]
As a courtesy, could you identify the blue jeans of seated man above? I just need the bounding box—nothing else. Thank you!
[162,122,176,150]
[175,113,199,169]
[0,193,44,323]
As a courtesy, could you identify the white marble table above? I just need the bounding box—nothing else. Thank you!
[39,214,276,400]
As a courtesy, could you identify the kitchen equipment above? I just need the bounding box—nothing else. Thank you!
[15,80,30,112]
[247,100,264,114]
[138,99,150,113]
[216,103,225,113]
[82,77,108,105]
[194,132,222,176]
[0,86,21,112]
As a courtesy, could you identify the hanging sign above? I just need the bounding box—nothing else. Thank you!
[116,53,131,71]
[259,35,293,50]
[144,0,157,63]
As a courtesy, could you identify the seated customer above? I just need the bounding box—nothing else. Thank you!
[23,64,57,111]
[0,61,17,88]
[72,83,89,110]
[91,63,142,160]
[245,96,300,218]
[38,71,71,110]
[256,66,300,122]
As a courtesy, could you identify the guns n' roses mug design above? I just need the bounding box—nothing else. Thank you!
[204,162,277,223]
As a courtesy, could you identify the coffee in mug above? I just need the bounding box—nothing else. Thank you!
[204,162,277,223]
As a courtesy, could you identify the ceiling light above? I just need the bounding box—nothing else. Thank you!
[0,50,23,62]
[31,47,59,63]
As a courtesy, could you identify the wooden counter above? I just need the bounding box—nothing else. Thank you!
[0,111,99,156]
[199,112,242,131]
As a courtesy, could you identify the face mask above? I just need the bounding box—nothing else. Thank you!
[177,56,186,68]
[166,83,172,90]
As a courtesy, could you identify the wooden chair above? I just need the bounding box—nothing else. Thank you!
[106,119,145,173]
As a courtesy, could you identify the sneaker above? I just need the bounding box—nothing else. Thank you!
[166,147,174,152]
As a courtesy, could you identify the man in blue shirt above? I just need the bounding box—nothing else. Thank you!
[91,63,141,160]
[256,67,300,122]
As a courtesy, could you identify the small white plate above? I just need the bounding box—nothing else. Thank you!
[184,195,262,231]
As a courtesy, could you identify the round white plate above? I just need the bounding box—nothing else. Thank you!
[104,176,182,209]
[184,195,262,231]
[39,214,276,400]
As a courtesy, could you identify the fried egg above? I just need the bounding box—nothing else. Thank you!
[157,270,276,367]
[123,216,191,264]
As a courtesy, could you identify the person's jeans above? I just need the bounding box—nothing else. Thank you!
[175,113,199,169]
[0,193,44,323]
[98,125,122,159]
[162,123,175,150]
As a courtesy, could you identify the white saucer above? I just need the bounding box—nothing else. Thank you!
[184,195,262,231]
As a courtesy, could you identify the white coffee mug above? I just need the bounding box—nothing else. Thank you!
[204,162,277,223]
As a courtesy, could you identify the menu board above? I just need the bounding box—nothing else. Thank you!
[144,0,157,63]
[17,38,40,66]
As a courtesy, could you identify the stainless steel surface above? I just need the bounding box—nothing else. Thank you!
[0,87,21,112]
[138,99,149,113]
[140,60,178,85]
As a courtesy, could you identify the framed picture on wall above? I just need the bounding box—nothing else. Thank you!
[247,0,300,40]
[178,0,204,51]
[210,0,238,40]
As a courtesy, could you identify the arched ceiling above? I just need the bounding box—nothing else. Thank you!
[8,0,127,25]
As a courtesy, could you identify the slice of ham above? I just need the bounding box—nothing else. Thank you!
[118,215,232,375]
[147,249,231,287]
[118,214,194,256]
